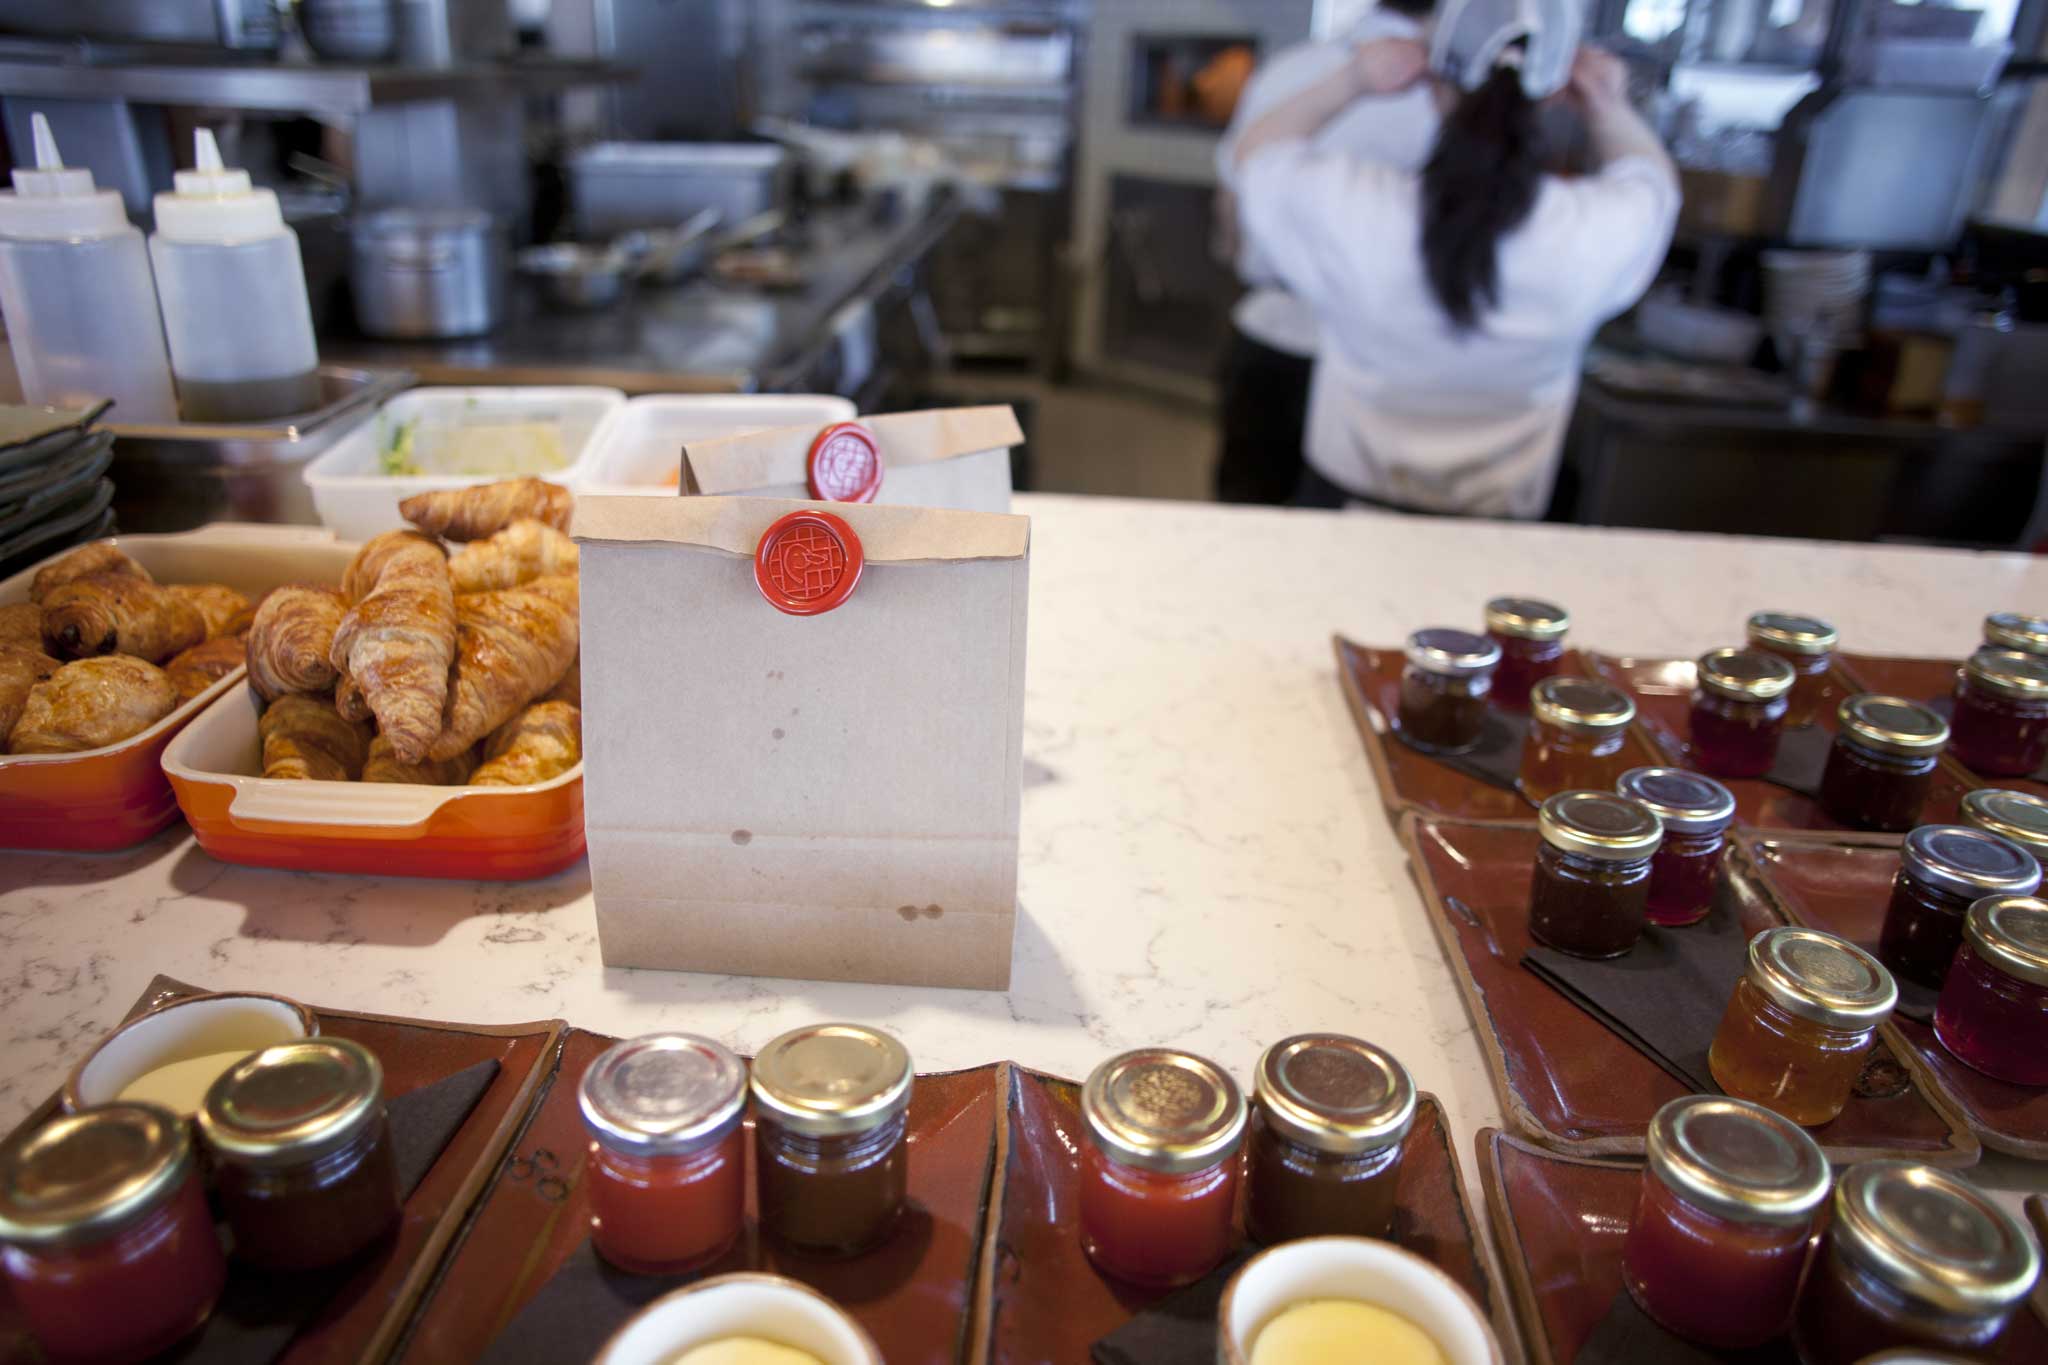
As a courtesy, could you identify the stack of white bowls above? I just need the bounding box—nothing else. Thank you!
[1762,249,1873,352]
[301,0,399,63]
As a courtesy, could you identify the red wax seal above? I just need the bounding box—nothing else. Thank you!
[806,421,883,503]
[755,510,865,616]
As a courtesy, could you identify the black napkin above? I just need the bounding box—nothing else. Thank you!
[475,1245,722,1365]
[1574,1291,1796,1365]
[1392,709,1530,794]
[1090,1250,1257,1365]
[1762,724,1833,799]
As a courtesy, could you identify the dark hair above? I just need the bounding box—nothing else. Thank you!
[1420,66,1546,332]
[1380,0,1437,16]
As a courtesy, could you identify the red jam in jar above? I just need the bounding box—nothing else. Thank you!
[1484,596,1569,714]
[1527,790,1663,958]
[1708,927,1897,1127]
[198,1038,400,1271]
[1933,894,2048,1085]
[1079,1048,1245,1288]
[1983,610,2048,658]
[1792,1162,2040,1365]
[1959,786,2048,871]
[1689,648,1796,779]
[1244,1034,1414,1246]
[1950,648,2048,777]
[0,1103,226,1365]
[1819,695,1950,833]
[579,1033,748,1275]
[1615,767,1736,928]
[1397,628,1500,753]
[1622,1095,1828,1349]
[1877,824,2040,990]
[752,1023,913,1258]
[1518,677,1635,806]
[1747,611,1840,729]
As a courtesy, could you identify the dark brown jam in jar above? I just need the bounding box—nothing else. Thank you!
[1983,610,2048,658]
[1517,677,1636,807]
[1243,1034,1415,1246]
[1818,695,1950,833]
[1528,790,1664,959]
[1484,597,1569,715]
[1396,628,1500,753]
[1950,648,2048,777]
[1615,767,1736,928]
[1747,611,1839,729]
[751,1023,912,1257]
[1689,648,1795,779]
[1877,824,2040,990]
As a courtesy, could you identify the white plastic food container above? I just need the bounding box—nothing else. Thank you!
[576,393,856,498]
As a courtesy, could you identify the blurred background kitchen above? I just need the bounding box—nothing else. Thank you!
[1,0,2045,547]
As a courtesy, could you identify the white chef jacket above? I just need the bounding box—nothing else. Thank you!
[1216,12,1440,359]
[1238,141,1679,517]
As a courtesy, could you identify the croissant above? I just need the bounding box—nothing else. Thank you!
[471,701,582,786]
[41,573,206,663]
[221,589,270,640]
[400,478,573,542]
[165,636,246,701]
[259,694,371,781]
[362,733,475,786]
[0,603,42,649]
[30,542,150,603]
[447,520,580,593]
[334,672,372,724]
[8,657,178,754]
[430,574,580,761]
[542,652,580,708]
[246,585,347,701]
[0,644,60,743]
[166,584,251,640]
[331,531,456,764]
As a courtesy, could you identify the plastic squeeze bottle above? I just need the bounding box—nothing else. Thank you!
[0,113,178,421]
[149,129,322,422]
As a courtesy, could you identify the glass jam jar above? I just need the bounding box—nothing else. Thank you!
[1078,1047,1246,1288]
[1950,647,2048,777]
[1621,1095,1829,1349]
[1818,695,1951,833]
[1396,628,1501,753]
[1615,767,1737,928]
[1483,596,1569,714]
[1527,790,1663,958]
[1933,894,2048,1085]
[1708,927,1898,1127]
[1959,786,2048,871]
[1243,1034,1415,1247]
[1517,677,1636,806]
[1792,1162,2040,1365]
[751,1023,913,1258]
[1982,610,2048,657]
[578,1033,747,1275]
[1689,648,1797,779]
[198,1038,400,1272]
[0,1103,225,1364]
[1747,611,1840,729]
[1878,824,2041,990]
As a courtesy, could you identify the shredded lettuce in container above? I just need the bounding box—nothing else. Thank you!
[376,412,568,477]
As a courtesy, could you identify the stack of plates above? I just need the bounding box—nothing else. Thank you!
[0,403,116,579]
[1762,249,1873,351]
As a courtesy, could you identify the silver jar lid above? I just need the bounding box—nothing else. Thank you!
[1837,695,1950,756]
[1081,1048,1247,1176]
[1537,790,1663,860]
[1828,1162,2040,1318]
[1900,825,2041,901]
[1747,611,1839,657]
[1644,1095,1829,1226]
[198,1038,384,1168]
[750,1024,912,1140]
[1529,677,1635,735]
[1403,628,1501,678]
[1615,767,1736,835]
[1983,612,2048,657]
[1963,647,2048,701]
[0,1103,194,1248]
[1696,648,1797,701]
[1746,926,1897,1030]
[1484,597,1569,641]
[580,1033,747,1157]
[1959,788,2048,859]
[1253,1034,1416,1158]
[1961,894,2048,989]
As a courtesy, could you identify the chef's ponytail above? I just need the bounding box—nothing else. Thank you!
[1420,65,1545,332]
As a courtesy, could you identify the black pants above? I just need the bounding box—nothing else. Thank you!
[1214,326,1312,505]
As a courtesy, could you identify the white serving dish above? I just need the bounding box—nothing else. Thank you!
[1218,1236,1504,1365]
[593,1274,881,1365]
[576,393,856,498]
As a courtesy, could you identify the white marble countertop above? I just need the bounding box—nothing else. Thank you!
[7,494,2048,1216]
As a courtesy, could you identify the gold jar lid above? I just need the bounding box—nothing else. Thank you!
[1963,647,2048,700]
[0,1103,193,1248]
[1829,1162,2040,1318]
[1536,790,1663,860]
[1962,894,2048,989]
[1747,611,1840,657]
[1837,694,1950,756]
[1645,1095,1828,1226]
[1403,628,1501,678]
[1746,926,1897,1030]
[198,1038,384,1168]
[750,1023,912,1139]
[1615,767,1736,835]
[1483,596,1569,641]
[1080,1048,1246,1176]
[1959,788,2048,858]
[1253,1034,1415,1158]
[1696,648,1796,701]
[580,1033,747,1156]
[1901,825,2042,902]
[1983,612,2048,656]
[1529,677,1635,734]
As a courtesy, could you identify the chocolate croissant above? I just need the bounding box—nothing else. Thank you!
[0,643,61,743]
[400,478,573,543]
[259,694,371,781]
[41,573,206,663]
[0,603,43,649]
[30,542,150,603]
[471,701,582,786]
[8,656,178,754]
[447,519,580,593]
[430,574,580,762]
[331,531,456,765]
[165,636,247,702]
[246,585,348,701]
[167,584,251,640]
[362,733,475,786]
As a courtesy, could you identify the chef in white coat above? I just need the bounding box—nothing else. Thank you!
[1233,0,1679,517]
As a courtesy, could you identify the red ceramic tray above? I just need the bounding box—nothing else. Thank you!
[975,1066,1502,1362]
[1403,813,1978,1163]
[1744,832,2048,1159]
[1478,1127,2048,1365]
[393,1032,999,1365]
[1839,652,2048,803]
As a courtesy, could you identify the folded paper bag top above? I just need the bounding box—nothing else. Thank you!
[678,405,1020,514]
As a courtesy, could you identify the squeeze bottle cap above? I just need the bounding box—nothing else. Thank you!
[0,112,130,240]
[152,128,286,243]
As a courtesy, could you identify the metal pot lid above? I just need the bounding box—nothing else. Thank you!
[580,1033,747,1156]
[750,1024,912,1139]
[1645,1095,1829,1226]
[1253,1034,1416,1158]
[1746,926,1897,1029]
[1829,1162,2040,1317]
[198,1038,384,1167]
[1537,790,1663,860]
[1900,825,2042,901]
[1696,648,1796,701]
[1959,788,2048,857]
[1962,894,2048,989]
[1983,612,2048,656]
[1963,647,2048,700]
[1081,1048,1247,1176]
[1615,767,1736,834]
[0,1103,193,1247]
[1403,628,1500,677]
[1747,611,1839,656]
[1483,596,1569,641]
[1837,695,1950,756]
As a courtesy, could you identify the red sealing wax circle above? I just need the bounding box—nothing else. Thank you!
[755,510,865,616]
[806,421,883,503]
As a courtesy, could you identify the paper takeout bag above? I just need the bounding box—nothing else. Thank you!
[574,494,1029,989]
[679,405,1019,513]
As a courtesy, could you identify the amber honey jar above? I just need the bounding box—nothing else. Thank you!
[1528,790,1663,959]
[1982,610,2048,657]
[1621,1095,1829,1349]
[1689,648,1796,779]
[1396,628,1500,753]
[1708,927,1897,1127]
[1950,648,2048,777]
[751,1023,913,1258]
[1243,1034,1415,1247]
[1483,596,1569,714]
[1792,1162,2040,1365]
[1517,677,1636,806]
[1959,787,2048,870]
[1615,766,1736,928]
[1877,824,2040,990]
[1747,611,1839,728]
[1818,695,1950,833]
[1933,894,2048,1085]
